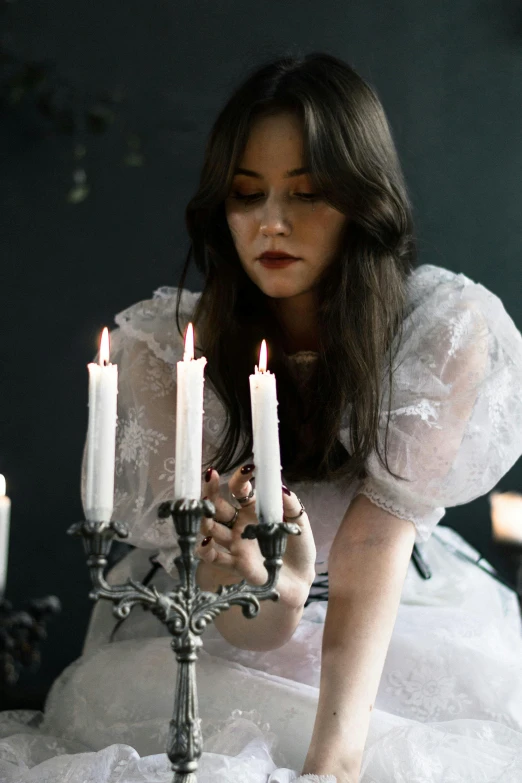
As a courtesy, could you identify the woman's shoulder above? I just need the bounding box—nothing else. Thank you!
[404,263,521,347]
[406,263,483,313]
[114,286,202,327]
[396,263,522,425]
[112,286,203,366]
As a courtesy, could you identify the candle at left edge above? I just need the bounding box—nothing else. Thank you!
[85,328,118,523]
[0,474,11,596]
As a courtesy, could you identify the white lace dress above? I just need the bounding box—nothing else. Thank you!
[2,264,522,783]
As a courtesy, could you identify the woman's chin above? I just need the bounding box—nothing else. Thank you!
[256,280,304,299]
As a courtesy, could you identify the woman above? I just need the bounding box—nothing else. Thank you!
[2,51,522,783]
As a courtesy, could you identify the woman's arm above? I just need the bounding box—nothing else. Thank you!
[302,492,416,782]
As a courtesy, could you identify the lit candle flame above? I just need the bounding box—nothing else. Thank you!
[0,475,5,496]
[184,323,194,361]
[99,328,110,366]
[259,340,267,372]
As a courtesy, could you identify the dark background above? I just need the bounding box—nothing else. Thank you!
[1,0,521,708]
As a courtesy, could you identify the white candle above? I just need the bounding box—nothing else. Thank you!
[174,323,207,501]
[0,475,11,596]
[489,491,522,545]
[249,340,283,525]
[85,328,118,523]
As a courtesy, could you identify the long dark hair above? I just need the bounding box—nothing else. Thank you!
[177,51,417,484]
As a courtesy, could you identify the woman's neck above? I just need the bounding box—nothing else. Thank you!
[269,291,320,354]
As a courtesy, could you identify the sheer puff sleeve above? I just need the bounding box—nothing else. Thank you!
[80,286,231,574]
[342,264,522,544]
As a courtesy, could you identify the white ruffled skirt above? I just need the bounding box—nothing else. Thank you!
[1,525,521,782]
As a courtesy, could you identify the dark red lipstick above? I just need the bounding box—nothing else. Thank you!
[258,251,299,260]
[258,250,300,268]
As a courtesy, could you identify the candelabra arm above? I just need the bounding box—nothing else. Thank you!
[189,517,301,633]
[70,500,300,783]
[67,519,185,623]
[240,518,302,598]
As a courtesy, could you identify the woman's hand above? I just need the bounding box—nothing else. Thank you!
[195,464,317,605]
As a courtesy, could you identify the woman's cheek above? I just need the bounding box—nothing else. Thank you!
[226,211,247,244]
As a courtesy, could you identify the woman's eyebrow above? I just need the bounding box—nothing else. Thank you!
[233,166,310,179]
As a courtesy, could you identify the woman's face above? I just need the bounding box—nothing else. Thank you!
[224,112,348,301]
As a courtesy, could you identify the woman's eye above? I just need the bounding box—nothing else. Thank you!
[231,192,262,202]
[231,192,319,203]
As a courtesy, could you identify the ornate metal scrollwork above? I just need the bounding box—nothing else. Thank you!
[70,497,299,783]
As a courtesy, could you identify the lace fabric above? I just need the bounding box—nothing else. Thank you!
[4,263,517,782]
[79,264,522,572]
[345,265,522,542]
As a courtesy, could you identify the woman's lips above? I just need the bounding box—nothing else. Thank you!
[259,257,299,269]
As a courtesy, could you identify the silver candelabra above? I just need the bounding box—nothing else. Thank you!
[68,497,300,783]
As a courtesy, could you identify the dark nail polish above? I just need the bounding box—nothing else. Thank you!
[204,467,214,483]
[241,463,255,475]
[202,536,212,547]
[282,485,291,496]
[202,496,208,501]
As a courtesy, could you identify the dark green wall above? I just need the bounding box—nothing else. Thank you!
[1,0,521,705]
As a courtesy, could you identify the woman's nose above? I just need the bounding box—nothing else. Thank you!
[259,199,291,235]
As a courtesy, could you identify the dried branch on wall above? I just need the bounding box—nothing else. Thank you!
[0,0,144,202]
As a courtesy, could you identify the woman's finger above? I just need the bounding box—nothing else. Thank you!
[201,466,220,500]
[282,484,307,527]
[281,485,317,577]
[200,515,234,547]
[196,539,237,572]
[228,463,256,510]
[202,466,241,525]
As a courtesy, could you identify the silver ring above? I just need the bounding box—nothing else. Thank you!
[283,496,306,521]
[215,507,240,529]
[231,486,255,504]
